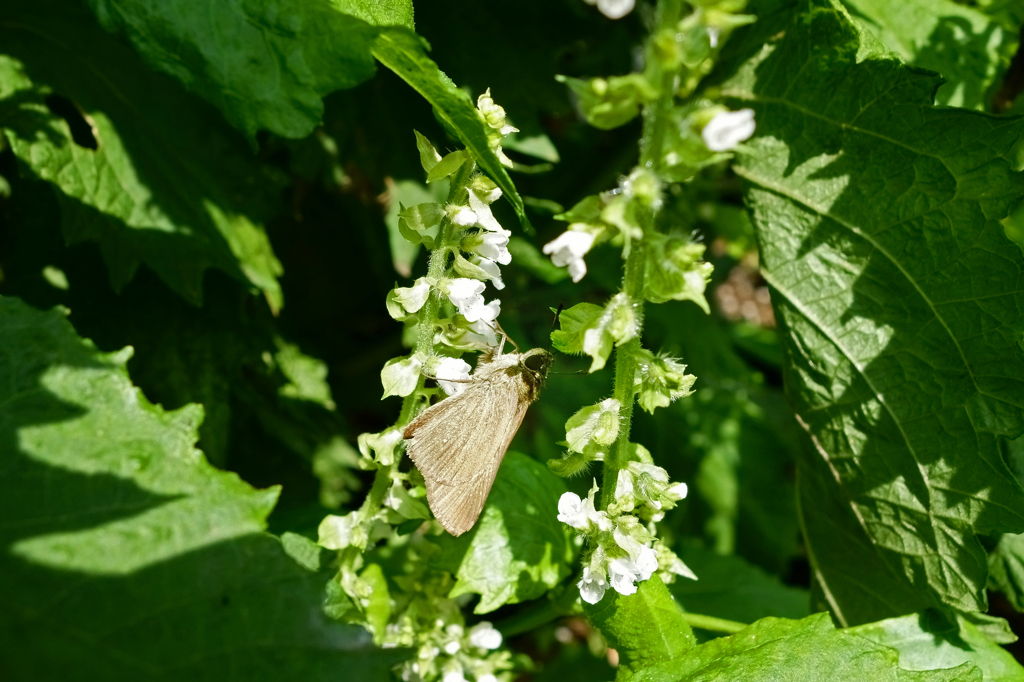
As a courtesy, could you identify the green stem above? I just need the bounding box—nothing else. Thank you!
[599,0,680,509]
[680,613,748,635]
[602,240,648,508]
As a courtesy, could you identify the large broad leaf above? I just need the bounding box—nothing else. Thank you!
[839,0,1021,110]
[630,613,980,682]
[85,0,414,140]
[433,452,574,613]
[0,0,285,309]
[0,296,402,679]
[850,610,1024,682]
[720,0,1024,620]
[372,30,529,227]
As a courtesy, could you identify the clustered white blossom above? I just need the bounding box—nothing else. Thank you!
[396,621,511,682]
[380,92,519,405]
[327,91,525,682]
[557,469,695,604]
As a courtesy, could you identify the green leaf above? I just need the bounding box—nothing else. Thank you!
[551,302,605,355]
[556,195,604,224]
[274,338,336,410]
[669,547,809,635]
[583,577,695,678]
[850,610,1024,682]
[503,131,560,163]
[631,613,980,682]
[0,296,277,573]
[433,452,574,614]
[840,0,1021,110]
[0,2,285,309]
[989,532,1024,612]
[552,295,636,373]
[0,296,404,679]
[371,30,528,227]
[724,0,1024,617]
[384,180,443,276]
[426,150,469,183]
[796,434,939,624]
[414,129,443,173]
[85,0,414,140]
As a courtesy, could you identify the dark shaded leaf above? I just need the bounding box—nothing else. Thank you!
[723,0,1024,618]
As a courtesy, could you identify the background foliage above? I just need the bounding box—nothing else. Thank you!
[3,0,1024,680]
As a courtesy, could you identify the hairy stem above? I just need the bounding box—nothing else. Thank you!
[600,0,680,509]
[602,240,648,507]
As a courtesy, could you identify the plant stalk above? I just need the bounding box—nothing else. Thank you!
[600,0,680,509]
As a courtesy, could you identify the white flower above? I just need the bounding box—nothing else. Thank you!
[666,482,688,501]
[702,108,756,151]
[557,492,589,529]
[634,544,658,581]
[543,231,596,283]
[451,205,479,226]
[357,428,404,466]
[707,26,720,48]
[577,566,608,604]
[472,256,505,291]
[613,529,658,581]
[463,317,501,347]
[443,640,461,655]
[471,180,503,205]
[381,355,424,398]
[445,278,487,319]
[470,298,501,325]
[466,229,512,264]
[317,513,366,550]
[584,0,635,19]
[392,277,431,315]
[468,189,505,232]
[469,622,503,650]
[442,671,467,682]
[608,558,639,596]
[428,356,472,396]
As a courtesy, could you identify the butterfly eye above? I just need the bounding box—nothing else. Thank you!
[524,354,547,373]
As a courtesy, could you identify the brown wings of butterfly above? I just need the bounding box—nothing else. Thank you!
[404,346,552,536]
